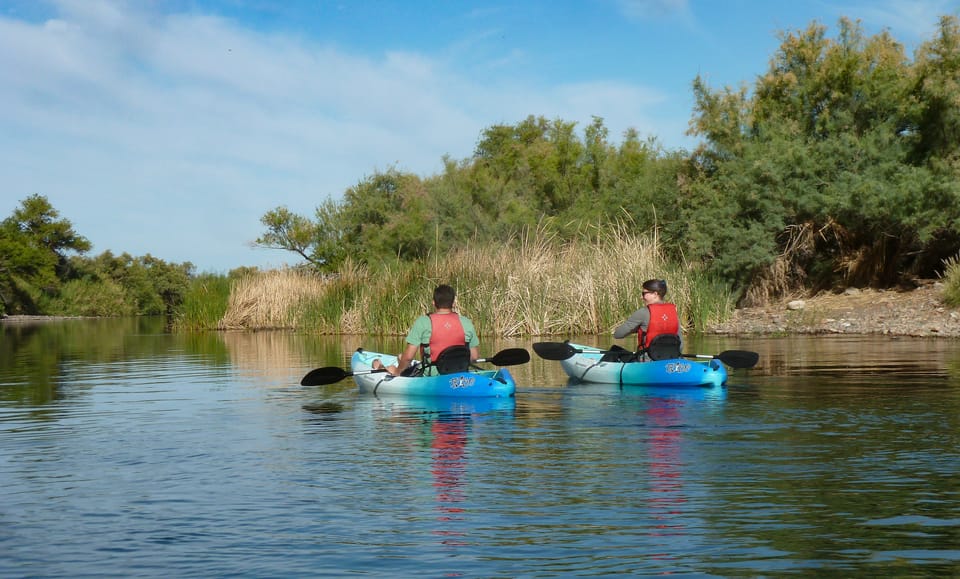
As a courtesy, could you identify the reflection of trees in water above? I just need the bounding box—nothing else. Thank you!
[0,317,184,407]
[222,332,365,382]
[738,335,960,379]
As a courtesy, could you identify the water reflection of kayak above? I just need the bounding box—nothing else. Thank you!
[370,394,517,416]
[565,379,728,402]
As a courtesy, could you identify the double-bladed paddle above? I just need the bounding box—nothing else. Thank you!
[532,341,759,369]
[300,347,531,386]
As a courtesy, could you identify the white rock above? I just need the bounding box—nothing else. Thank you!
[787,300,806,310]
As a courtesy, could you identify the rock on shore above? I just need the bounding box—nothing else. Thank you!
[706,282,960,338]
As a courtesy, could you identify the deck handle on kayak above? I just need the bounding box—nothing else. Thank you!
[532,341,759,369]
[300,347,530,386]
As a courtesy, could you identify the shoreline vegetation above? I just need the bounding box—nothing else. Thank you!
[176,229,959,338]
[6,231,959,338]
[175,228,736,336]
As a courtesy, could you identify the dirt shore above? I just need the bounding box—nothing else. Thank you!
[1,315,89,324]
[705,281,960,338]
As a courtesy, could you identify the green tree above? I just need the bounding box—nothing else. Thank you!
[255,200,349,272]
[472,115,589,218]
[337,168,433,262]
[0,194,91,314]
[55,251,194,317]
[683,18,957,295]
[909,15,960,162]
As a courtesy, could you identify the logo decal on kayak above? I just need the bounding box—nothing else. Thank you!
[449,376,476,389]
[665,362,692,374]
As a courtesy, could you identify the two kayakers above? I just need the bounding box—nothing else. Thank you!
[612,278,683,361]
[373,284,480,376]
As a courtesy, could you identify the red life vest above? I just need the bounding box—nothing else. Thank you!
[426,312,466,360]
[638,302,680,349]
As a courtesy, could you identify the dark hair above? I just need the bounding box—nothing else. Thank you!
[642,279,667,298]
[433,284,456,308]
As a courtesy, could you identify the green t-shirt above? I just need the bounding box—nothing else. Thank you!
[404,313,479,358]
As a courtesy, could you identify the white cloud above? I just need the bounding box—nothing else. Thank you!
[616,0,690,20]
[831,0,957,45]
[0,0,684,271]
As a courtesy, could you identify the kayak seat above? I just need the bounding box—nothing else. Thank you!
[400,361,421,377]
[433,345,472,374]
[601,344,636,362]
[646,334,682,361]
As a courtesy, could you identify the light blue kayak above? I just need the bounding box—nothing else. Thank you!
[350,349,517,398]
[558,342,727,387]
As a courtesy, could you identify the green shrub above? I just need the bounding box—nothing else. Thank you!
[47,278,135,316]
[942,253,960,307]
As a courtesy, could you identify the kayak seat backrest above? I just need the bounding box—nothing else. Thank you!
[433,345,471,374]
[646,334,682,361]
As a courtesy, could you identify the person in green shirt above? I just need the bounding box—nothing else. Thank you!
[374,284,479,376]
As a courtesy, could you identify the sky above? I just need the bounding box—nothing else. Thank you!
[2,0,959,273]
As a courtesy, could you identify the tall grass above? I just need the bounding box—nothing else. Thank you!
[940,251,960,307]
[187,227,735,336]
[173,273,234,331]
[218,268,327,330]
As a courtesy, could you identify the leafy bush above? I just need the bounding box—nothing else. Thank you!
[47,278,135,316]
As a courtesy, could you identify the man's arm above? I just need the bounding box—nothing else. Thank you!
[391,342,419,376]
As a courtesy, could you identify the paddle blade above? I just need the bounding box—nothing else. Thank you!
[300,366,350,386]
[532,342,577,361]
[484,347,530,366]
[718,350,760,369]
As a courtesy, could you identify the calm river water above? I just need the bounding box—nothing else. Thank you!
[2,317,959,577]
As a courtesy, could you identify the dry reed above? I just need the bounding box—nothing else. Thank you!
[215,227,734,336]
[218,268,328,330]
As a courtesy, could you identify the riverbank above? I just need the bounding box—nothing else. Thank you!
[6,281,959,337]
[1,315,89,325]
[705,281,960,338]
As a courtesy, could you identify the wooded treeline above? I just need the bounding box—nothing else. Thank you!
[0,194,196,317]
[259,17,960,305]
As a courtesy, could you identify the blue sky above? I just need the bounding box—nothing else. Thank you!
[2,0,958,273]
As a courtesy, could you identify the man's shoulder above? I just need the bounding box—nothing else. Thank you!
[411,314,432,326]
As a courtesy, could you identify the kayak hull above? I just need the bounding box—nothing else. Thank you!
[350,349,516,398]
[559,343,727,387]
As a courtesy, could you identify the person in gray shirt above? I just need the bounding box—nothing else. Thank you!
[612,279,682,361]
